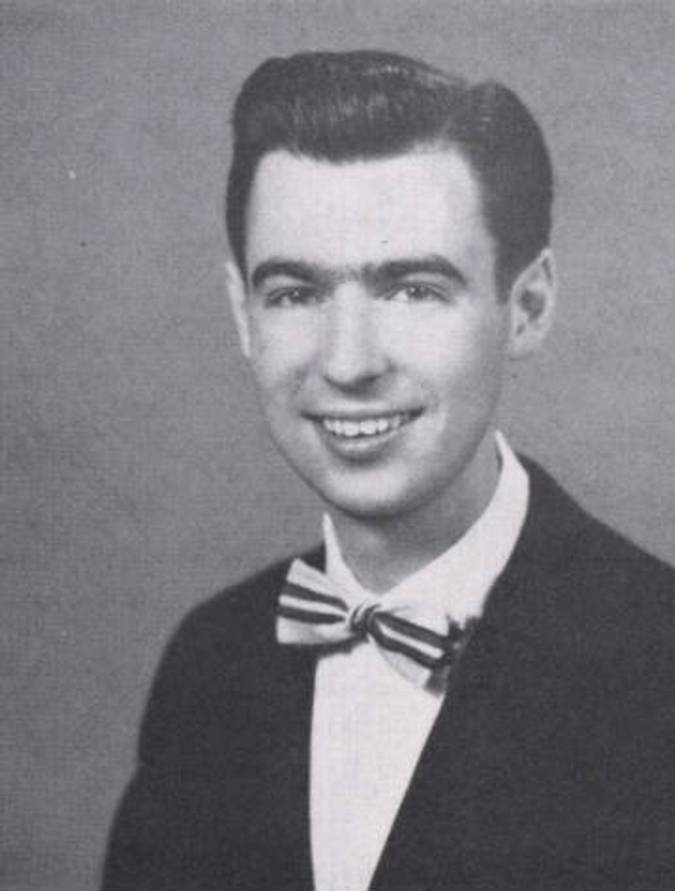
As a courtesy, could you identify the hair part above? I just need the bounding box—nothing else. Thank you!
[226,50,553,297]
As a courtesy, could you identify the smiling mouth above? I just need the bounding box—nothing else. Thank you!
[318,411,419,439]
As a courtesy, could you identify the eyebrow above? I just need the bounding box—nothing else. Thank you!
[368,257,467,291]
[249,254,467,291]
[250,259,328,291]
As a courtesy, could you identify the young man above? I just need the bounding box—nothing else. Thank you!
[102,51,674,891]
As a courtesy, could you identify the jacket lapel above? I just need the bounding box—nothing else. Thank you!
[257,641,316,889]
[250,547,325,890]
[370,461,585,890]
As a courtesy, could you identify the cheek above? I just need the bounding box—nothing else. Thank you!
[249,315,318,395]
[392,313,507,393]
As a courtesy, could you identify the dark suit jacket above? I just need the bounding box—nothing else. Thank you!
[102,461,675,891]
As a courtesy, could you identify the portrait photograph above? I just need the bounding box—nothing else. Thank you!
[3,2,675,890]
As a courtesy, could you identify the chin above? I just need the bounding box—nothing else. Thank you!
[307,476,427,521]
[324,496,404,521]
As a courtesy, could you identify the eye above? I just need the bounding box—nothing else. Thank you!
[388,283,447,303]
[264,286,322,308]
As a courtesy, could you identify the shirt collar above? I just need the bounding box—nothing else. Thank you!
[322,431,529,625]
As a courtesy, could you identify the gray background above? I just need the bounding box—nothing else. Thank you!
[3,1,675,889]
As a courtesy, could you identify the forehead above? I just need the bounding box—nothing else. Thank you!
[245,148,494,273]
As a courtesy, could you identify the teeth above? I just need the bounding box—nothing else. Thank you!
[321,413,412,438]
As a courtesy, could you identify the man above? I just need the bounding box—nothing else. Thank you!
[102,51,674,890]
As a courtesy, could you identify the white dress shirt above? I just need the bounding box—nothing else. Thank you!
[310,432,530,891]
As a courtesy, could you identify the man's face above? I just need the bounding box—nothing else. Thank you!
[229,148,523,523]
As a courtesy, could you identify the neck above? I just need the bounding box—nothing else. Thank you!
[329,433,501,592]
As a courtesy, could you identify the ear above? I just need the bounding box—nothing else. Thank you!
[506,248,557,360]
[225,259,252,358]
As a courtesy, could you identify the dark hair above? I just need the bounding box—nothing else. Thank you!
[226,50,553,294]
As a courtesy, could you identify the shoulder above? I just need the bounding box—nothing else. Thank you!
[152,547,323,676]
[137,549,321,761]
[496,460,675,776]
[521,455,675,598]
[516,456,675,672]
[169,557,293,658]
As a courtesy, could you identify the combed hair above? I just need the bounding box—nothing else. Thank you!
[226,50,553,294]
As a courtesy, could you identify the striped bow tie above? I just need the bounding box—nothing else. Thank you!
[276,558,476,687]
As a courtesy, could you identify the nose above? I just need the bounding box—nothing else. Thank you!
[319,287,389,388]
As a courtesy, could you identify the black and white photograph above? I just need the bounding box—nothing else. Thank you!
[3,2,675,890]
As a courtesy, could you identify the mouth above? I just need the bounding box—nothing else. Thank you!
[319,411,418,439]
[309,410,423,460]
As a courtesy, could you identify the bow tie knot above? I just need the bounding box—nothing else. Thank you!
[348,600,379,636]
[276,558,476,687]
